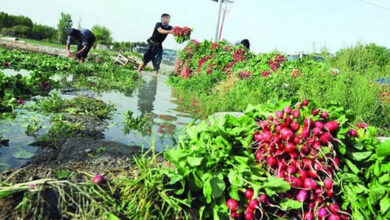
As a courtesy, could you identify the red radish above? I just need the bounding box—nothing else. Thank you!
[349,129,358,137]
[290,121,300,131]
[266,156,277,167]
[284,107,292,114]
[328,214,340,220]
[320,132,332,144]
[301,129,310,138]
[277,171,286,178]
[292,109,300,118]
[268,115,273,121]
[312,109,319,116]
[275,125,282,133]
[259,194,269,204]
[316,197,323,204]
[262,121,270,129]
[304,211,314,220]
[275,149,284,156]
[290,176,303,187]
[226,199,239,211]
[315,187,324,196]
[303,158,313,169]
[304,118,313,128]
[248,199,258,209]
[326,188,334,197]
[304,178,318,190]
[357,122,369,129]
[289,151,298,159]
[314,121,324,129]
[293,136,302,144]
[287,164,297,174]
[321,111,329,119]
[254,133,263,142]
[285,142,296,153]
[231,212,238,218]
[298,170,308,180]
[245,207,254,216]
[312,127,323,136]
[312,141,321,150]
[244,212,254,220]
[308,202,315,209]
[308,169,319,178]
[92,175,105,184]
[255,151,263,161]
[281,128,294,141]
[314,161,323,170]
[262,131,272,142]
[245,188,254,199]
[323,178,333,189]
[298,103,303,109]
[303,100,309,106]
[324,121,339,132]
[317,207,328,218]
[278,160,287,169]
[272,135,281,143]
[276,111,284,119]
[329,203,340,214]
[301,144,310,154]
[333,157,340,167]
[284,116,293,125]
[296,189,308,202]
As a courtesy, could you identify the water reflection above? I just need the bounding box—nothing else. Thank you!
[137,75,157,116]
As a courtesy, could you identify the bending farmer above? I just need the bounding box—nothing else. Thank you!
[138,13,173,74]
[66,28,96,63]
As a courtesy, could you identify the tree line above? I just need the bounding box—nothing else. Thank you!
[0,11,147,51]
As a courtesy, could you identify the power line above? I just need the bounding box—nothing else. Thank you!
[357,0,390,11]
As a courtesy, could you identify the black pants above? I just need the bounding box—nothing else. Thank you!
[142,42,163,71]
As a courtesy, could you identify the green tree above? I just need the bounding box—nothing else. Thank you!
[57,12,72,44]
[31,24,57,41]
[91,25,113,45]
[1,25,31,38]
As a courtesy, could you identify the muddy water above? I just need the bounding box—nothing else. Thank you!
[0,70,197,171]
[60,73,196,151]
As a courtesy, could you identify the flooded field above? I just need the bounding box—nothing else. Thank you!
[0,69,197,171]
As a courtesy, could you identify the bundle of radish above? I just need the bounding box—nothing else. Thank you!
[172,26,192,44]
[236,100,351,220]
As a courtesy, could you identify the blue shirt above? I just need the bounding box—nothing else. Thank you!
[67,29,95,46]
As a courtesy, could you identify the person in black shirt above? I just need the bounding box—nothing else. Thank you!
[138,14,173,74]
[66,28,96,63]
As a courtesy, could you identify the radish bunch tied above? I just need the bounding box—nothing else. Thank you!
[172,26,192,44]
[239,100,351,220]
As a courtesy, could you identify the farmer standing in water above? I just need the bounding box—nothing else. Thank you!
[138,14,173,74]
[66,28,96,63]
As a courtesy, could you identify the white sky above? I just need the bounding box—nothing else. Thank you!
[2,0,390,53]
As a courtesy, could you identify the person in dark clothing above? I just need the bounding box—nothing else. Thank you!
[240,39,250,50]
[138,14,173,74]
[66,28,96,63]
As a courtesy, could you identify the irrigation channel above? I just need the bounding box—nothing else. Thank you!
[0,69,197,171]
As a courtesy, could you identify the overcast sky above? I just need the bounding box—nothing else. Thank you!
[2,0,390,53]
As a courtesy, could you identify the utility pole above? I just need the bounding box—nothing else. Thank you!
[212,0,233,42]
[218,9,227,41]
[214,0,223,42]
